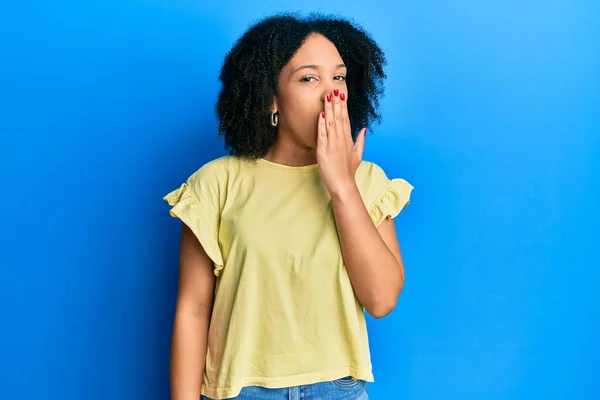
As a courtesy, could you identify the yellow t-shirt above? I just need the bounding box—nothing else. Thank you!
[163,155,413,399]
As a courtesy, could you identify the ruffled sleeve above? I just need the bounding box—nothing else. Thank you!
[359,161,413,227]
[368,178,414,227]
[163,180,225,277]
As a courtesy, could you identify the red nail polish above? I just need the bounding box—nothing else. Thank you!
[333,89,339,96]
[364,129,367,137]
[321,111,325,118]
[326,94,331,102]
[340,93,345,101]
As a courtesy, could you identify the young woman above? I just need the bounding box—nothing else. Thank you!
[164,13,414,400]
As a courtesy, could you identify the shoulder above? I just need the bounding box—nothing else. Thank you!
[356,160,386,180]
[355,160,390,194]
[189,155,237,178]
[164,156,248,212]
[355,159,414,208]
[186,155,247,187]
[174,155,245,205]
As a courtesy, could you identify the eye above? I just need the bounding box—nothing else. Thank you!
[300,76,317,82]
[334,75,347,81]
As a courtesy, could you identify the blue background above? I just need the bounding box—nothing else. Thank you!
[1,1,598,399]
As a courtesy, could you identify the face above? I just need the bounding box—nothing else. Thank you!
[272,33,348,149]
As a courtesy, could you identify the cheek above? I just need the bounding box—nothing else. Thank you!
[340,82,349,98]
[290,94,323,117]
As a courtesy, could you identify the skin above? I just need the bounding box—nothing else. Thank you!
[170,225,214,400]
[267,33,405,317]
[170,33,406,400]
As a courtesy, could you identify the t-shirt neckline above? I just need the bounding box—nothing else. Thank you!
[257,157,320,173]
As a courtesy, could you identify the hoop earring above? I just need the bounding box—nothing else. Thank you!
[270,112,278,127]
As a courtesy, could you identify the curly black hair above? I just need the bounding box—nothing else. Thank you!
[216,12,387,159]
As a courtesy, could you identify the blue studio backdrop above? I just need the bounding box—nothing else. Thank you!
[1,1,598,399]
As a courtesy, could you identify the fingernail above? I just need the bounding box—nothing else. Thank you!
[321,111,325,118]
[340,93,345,101]
[364,129,368,137]
[333,89,339,97]
[326,94,331,102]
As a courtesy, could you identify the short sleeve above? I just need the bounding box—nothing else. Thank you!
[163,171,225,277]
[365,163,414,227]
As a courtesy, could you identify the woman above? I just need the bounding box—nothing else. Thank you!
[164,13,414,400]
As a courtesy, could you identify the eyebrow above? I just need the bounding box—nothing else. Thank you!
[292,64,347,74]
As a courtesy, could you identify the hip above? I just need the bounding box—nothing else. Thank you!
[201,376,369,400]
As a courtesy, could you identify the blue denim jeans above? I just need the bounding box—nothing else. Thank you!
[201,376,369,400]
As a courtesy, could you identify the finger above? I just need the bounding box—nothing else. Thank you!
[354,128,367,161]
[332,89,343,143]
[324,93,335,142]
[318,111,328,148]
[340,91,352,146]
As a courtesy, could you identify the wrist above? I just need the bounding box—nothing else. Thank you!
[328,179,359,201]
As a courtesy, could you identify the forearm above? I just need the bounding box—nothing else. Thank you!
[170,308,211,400]
[330,182,404,318]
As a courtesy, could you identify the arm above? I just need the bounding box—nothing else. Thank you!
[317,89,406,319]
[330,185,405,318]
[170,224,216,400]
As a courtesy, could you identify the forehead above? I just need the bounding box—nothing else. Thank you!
[287,34,344,66]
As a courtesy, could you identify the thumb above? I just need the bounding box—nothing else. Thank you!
[354,128,367,160]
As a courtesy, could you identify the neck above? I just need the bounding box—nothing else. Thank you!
[263,135,317,167]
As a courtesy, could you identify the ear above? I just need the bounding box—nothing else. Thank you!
[271,96,278,114]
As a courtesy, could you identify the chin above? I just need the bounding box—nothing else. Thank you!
[306,139,318,150]
[299,134,318,149]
